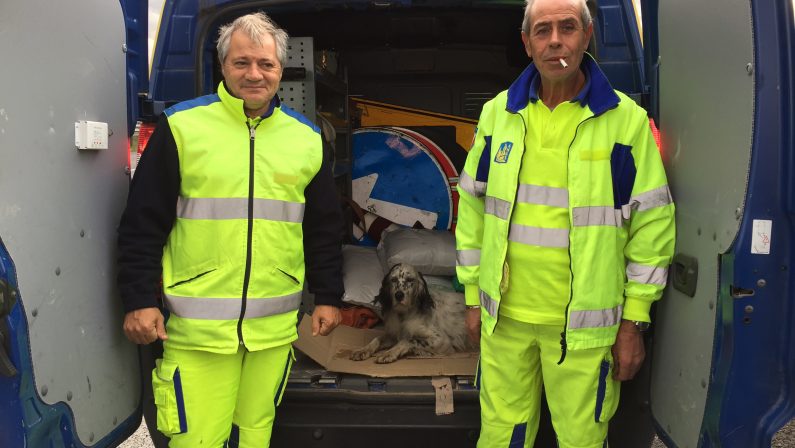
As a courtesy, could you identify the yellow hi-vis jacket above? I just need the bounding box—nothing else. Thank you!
[160,83,326,354]
[456,55,676,352]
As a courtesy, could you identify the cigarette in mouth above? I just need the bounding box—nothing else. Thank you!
[559,58,568,68]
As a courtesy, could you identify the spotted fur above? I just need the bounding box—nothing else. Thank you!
[350,263,471,364]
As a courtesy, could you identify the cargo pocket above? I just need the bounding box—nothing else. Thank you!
[152,358,188,437]
[274,347,295,407]
[594,356,620,423]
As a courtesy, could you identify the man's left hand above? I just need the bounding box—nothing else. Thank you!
[312,305,342,336]
[611,320,646,381]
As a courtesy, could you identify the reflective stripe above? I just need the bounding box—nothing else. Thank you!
[164,292,302,320]
[568,305,623,329]
[458,171,487,198]
[508,224,569,248]
[621,185,674,219]
[572,206,623,227]
[479,289,498,318]
[630,185,673,212]
[627,262,668,286]
[177,197,304,223]
[457,249,481,267]
[485,196,511,220]
[516,184,569,208]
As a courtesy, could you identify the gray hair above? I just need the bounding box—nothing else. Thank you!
[217,12,289,67]
[521,0,592,34]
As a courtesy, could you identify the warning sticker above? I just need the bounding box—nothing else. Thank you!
[751,219,772,254]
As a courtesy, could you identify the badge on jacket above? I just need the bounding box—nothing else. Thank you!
[494,141,513,163]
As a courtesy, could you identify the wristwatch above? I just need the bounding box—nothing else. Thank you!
[628,320,650,332]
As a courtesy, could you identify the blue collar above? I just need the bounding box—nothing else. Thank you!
[527,69,591,106]
[506,53,619,116]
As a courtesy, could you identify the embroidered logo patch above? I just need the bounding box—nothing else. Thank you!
[494,142,513,163]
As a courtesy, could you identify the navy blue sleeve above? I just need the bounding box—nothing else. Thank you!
[117,115,180,313]
[302,140,345,307]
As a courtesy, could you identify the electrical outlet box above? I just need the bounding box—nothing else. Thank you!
[74,120,109,150]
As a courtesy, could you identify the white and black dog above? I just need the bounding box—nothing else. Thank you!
[350,263,471,364]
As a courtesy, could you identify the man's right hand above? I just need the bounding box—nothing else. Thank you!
[123,307,168,345]
[466,307,481,346]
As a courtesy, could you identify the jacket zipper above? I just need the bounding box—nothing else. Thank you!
[557,113,597,364]
[238,121,261,347]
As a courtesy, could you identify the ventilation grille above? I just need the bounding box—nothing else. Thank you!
[463,92,495,118]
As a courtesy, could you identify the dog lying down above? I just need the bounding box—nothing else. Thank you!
[350,263,472,364]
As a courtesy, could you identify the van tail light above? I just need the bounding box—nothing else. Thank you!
[649,118,662,152]
[129,121,156,178]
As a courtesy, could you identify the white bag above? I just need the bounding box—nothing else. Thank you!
[377,228,457,276]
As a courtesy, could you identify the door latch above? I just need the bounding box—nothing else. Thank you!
[0,278,18,377]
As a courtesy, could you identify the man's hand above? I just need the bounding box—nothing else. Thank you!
[123,307,168,345]
[611,320,646,381]
[312,305,342,336]
[466,307,481,346]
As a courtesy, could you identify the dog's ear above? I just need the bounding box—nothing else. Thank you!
[375,267,395,314]
[416,271,434,313]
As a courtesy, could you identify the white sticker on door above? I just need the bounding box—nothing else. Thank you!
[751,219,772,254]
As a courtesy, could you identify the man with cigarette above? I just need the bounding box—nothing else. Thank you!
[455,0,675,446]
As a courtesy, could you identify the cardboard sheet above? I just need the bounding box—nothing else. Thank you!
[293,314,478,378]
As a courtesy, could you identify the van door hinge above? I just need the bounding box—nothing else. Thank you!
[0,279,18,377]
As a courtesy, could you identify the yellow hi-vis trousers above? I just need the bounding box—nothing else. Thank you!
[151,343,293,448]
[477,316,620,448]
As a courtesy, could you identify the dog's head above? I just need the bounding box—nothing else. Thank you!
[376,263,434,315]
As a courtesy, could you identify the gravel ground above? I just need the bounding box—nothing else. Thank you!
[118,419,795,447]
[118,421,154,448]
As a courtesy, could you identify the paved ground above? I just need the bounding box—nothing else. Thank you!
[119,419,795,447]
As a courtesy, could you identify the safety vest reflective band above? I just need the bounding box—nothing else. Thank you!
[572,206,623,227]
[627,262,668,286]
[458,171,486,198]
[626,185,673,212]
[508,224,569,248]
[177,196,305,223]
[485,196,511,220]
[480,289,498,318]
[457,249,481,267]
[164,292,303,320]
[516,184,569,208]
[568,305,623,329]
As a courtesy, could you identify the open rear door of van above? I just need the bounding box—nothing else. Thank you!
[648,0,795,446]
[0,1,149,446]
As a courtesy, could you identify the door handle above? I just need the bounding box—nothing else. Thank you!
[671,253,698,298]
[0,278,18,377]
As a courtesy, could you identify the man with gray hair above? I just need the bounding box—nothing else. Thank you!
[455,0,675,446]
[117,11,344,447]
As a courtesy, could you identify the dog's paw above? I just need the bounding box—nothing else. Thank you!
[350,349,373,361]
[375,353,399,364]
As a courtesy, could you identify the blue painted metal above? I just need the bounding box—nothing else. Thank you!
[119,0,150,135]
[592,0,645,98]
[698,0,795,446]
[0,237,140,447]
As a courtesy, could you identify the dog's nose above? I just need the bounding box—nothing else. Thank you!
[395,291,404,301]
